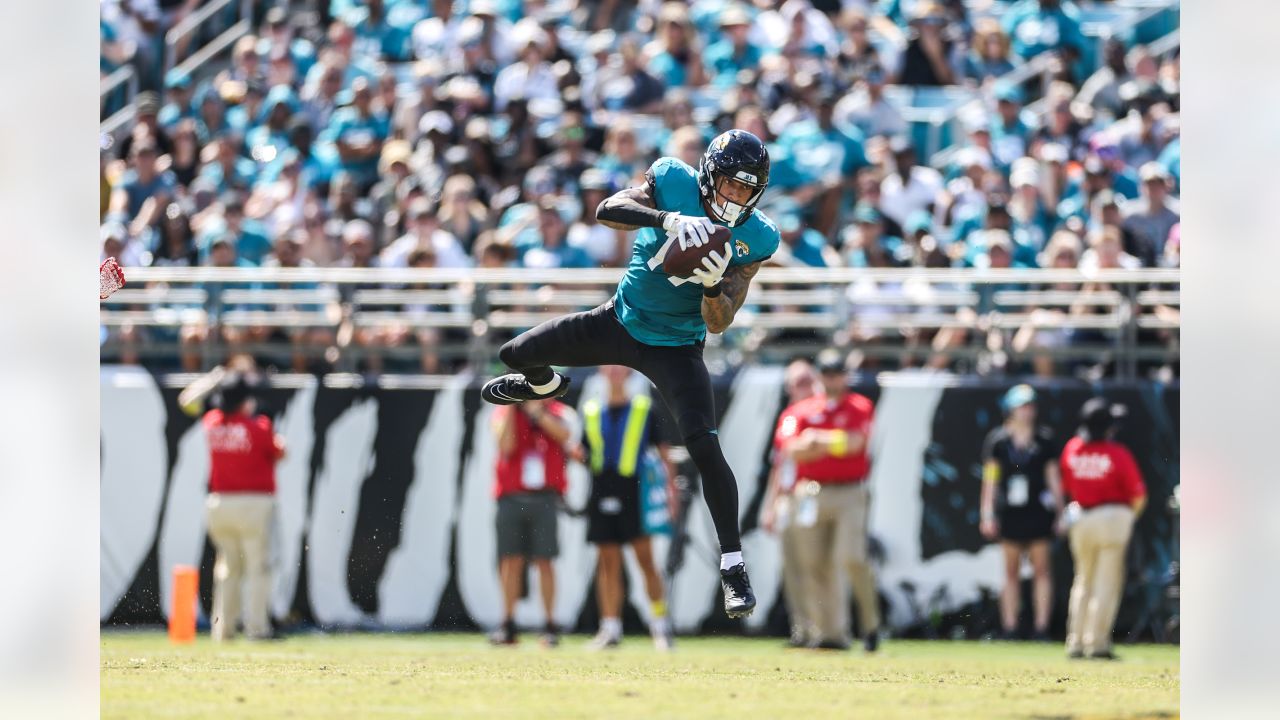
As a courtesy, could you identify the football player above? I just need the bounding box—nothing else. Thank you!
[481,129,779,618]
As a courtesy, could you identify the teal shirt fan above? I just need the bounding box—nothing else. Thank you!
[614,157,780,347]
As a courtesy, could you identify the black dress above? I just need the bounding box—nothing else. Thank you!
[983,426,1058,542]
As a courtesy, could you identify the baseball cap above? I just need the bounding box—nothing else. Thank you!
[1080,396,1126,438]
[1039,142,1069,164]
[419,110,454,137]
[852,203,882,225]
[1001,384,1037,412]
[1139,161,1171,183]
[815,348,845,374]
[905,209,933,235]
[720,4,752,27]
[578,168,613,192]
[983,229,1013,253]
[994,83,1024,105]
[1010,158,1041,188]
[165,69,192,90]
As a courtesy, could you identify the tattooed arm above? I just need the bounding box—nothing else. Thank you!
[702,261,761,334]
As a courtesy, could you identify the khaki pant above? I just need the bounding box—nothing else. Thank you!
[788,482,880,644]
[1066,505,1134,655]
[776,495,814,643]
[206,493,275,641]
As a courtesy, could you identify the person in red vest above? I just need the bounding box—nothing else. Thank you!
[203,372,285,641]
[1060,397,1147,660]
[762,358,822,648]
[776,349,880,652]
[489,397,576,647]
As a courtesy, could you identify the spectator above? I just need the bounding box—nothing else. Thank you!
[1076,38,1132,120]
[100,221,149,268]
[168,118,203,188]
[382,197,470,269]
[1001,0,1085,67]
[964,18,1016,87]
[990,83,1032,170]
[597,118,644,186]
[879,138,944,230]
[664,125,706,168]
[843,202,901,268]
[198,193,273,267]
[489,397,576,647]
[595,33,665,113]
[325,77,390,192]
[262,231,337,372]
[761,358,823,647]
[568,169,627,266]
[346,0,412,62]
[775,349,880,652]
[437,174,492,254]
[203,372,285,641]
[579,366,675,651]
[979,385,1063,641]
[834,64,907,139]
[1061,397,1146,659]
[896,1,958,87]
[158,69,195,131]
[704,5,762,88]
[118,91,174,160]
[492,20,560,112]
[109,139,177,237]
[148,203,197,268]
[1121,163,1179,259]
[645,2,706,89]
[197,135,258,195]
[517,197,595,269]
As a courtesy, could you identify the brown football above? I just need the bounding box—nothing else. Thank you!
[662,224,734,277]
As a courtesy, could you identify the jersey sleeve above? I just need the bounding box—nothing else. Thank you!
[644,157,697,212]
[739,211,781,264]
[1059,438,1079,500]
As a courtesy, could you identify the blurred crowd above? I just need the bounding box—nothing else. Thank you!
[100,0,1180,376]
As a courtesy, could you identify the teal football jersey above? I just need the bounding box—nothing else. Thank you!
[614,157,780,346]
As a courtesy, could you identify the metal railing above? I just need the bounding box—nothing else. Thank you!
[100,65,139,130]
[101,267,1180,378]
[164,0,256,75]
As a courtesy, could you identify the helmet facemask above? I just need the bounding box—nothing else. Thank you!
[701,168,765,227]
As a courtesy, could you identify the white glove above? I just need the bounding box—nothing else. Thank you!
[691,241,733,288]
[662,213,714,251]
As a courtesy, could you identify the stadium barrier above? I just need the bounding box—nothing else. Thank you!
[102,366,1178,640]
[102,267,1180,379]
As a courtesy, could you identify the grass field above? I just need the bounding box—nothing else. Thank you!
[101,631,1178,719]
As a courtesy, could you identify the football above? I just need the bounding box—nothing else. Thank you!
[662,224,734,277]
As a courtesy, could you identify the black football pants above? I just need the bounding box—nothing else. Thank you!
[498,301,742,554]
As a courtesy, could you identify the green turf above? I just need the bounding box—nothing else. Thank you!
[101,631,1178,719]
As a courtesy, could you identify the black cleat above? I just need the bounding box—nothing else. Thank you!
[481,373,571,405]
[540,623,561,648]
[720,563,756,619]
[863,631,880,653]
[1088,650,1118,661]
[815,639,851,651]
[489,619,518,646]
[1067,648,1085,659]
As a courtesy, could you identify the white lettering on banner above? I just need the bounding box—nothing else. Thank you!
[377,376,466,627]
[868,376,1002,628]
[157,424,210,621]
[100,366,169,619]
[1067,453,1114,480]
[272,380,318,619]
[307,397,379,627]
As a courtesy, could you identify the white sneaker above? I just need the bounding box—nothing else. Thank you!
[650,621,674,651]
[588,631,620,650]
